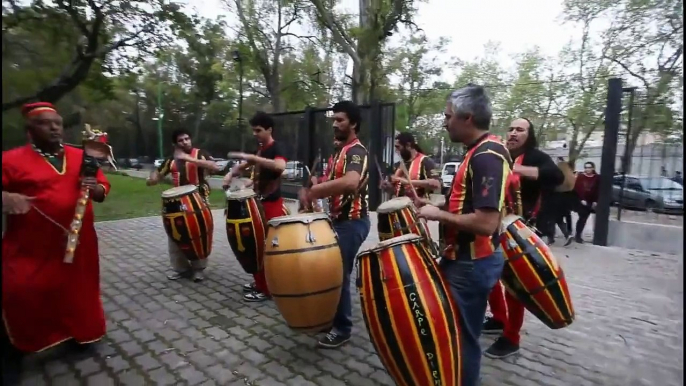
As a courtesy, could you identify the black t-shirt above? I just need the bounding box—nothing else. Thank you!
[516,148,564,216]
[252,141,286,202]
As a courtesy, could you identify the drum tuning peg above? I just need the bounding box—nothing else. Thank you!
[306,231,316,243]
[271,236,279,247]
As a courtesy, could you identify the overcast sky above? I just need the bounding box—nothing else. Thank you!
[189,0,577,75]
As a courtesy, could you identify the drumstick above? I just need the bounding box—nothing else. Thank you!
[397,159,419,200]
[374,156,385,180]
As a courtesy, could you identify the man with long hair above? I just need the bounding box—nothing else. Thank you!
[382,132,441,199]
[483,117,564,359]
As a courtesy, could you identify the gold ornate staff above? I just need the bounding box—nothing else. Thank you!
[64,124,116,264]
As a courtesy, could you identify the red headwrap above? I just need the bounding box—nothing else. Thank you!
[21,102,57,118]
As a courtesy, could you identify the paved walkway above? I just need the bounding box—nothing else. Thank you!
[16,210,684,386]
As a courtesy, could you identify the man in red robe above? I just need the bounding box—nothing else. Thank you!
[2,103,111,383]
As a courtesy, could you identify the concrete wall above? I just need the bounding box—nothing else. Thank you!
[608,220,683,255]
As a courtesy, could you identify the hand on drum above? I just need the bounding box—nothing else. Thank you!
[222,172,233,190]
[417,205,442,221]
[412,197,432,208]
[298,188,313,210]
[380,180,393,190]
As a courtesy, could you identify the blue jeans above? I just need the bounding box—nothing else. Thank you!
[440,251,505,386]
[331,217,371,337]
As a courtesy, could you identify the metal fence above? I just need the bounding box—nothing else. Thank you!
[270,102,396,210]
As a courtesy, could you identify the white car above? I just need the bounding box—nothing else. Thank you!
[284,161,304,180]
[154,159,165,168]
[441,162,461,192]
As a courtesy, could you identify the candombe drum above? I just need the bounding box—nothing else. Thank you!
[499,214,575,329]
[357,234,461,386]
[376,196,438,256]
[161,185,214,261]
[264,213,343,333]
[225,189,267,274]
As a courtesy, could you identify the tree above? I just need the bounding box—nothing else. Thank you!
[558,1,615,162]
[386,35,449,131]
[2,0,189,112]
[600,0,683,173]
[306,0,418,103]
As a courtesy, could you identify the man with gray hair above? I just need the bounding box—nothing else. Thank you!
[417,84,516,386]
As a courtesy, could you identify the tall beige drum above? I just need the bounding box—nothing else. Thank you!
[264,213,343,333]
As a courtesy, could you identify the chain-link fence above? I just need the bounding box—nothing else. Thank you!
[270,102,396,209]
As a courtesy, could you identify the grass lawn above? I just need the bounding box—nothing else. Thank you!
[93,173,226,222]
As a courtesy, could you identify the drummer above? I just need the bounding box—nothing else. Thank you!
[381,132,440,199]
[299,101,371,349]
[416,85,511,386]
[147,129,220,282]
[224,111,290,303]
[483,117,563,359]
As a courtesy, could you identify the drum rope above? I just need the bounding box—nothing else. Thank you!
[30,205,70,234]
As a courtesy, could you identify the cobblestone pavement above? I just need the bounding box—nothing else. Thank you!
[17,208,683,386]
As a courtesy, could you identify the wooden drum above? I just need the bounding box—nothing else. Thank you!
[499,214,575,329]
[376,197,438,256]
[225,189,266,274]
[264,213,343,333]
[357,234,461,386]
[161,185,214,261]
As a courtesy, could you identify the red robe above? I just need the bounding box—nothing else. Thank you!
[2,144,111,352]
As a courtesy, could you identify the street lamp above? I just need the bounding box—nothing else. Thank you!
[233,50,244,150]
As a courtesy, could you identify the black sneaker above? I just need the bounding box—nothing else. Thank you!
[243,290,269,302]
[546,237,555,246]
[575,235,584,244]
[482,317,504,335]
[242,282,256,293]
[317,332,350,349]
[484,337,520,359]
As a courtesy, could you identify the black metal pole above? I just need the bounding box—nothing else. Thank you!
[593,78,623,246]
[617,87,636,221]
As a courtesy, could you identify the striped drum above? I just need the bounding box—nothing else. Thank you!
[499,214,575,329]
[225,189,266,274]
[161,185,214,261]
[357,234,461,386]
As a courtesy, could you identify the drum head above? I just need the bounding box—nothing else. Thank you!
[501,214,521,228]
[358,233,423,255]
[162,185,197,198]
[226,188,257,200]
[268,212,329,227]
[377,197,413,213]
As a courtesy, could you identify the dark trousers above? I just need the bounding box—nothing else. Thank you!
[554,191,577,237]
[331,217,371,337]
[440,251,505,386]
[575,202,594,237]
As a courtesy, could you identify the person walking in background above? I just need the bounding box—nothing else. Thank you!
[554,157,577,246]
[573,161,600,243]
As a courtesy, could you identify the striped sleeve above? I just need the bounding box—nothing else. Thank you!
[469,150,509,211]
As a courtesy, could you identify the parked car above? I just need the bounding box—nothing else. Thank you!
[213,158,231,175]
[284,161,304,180]
[612,175,683,214]
[440,162,461,194]
[154,158,165,168]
